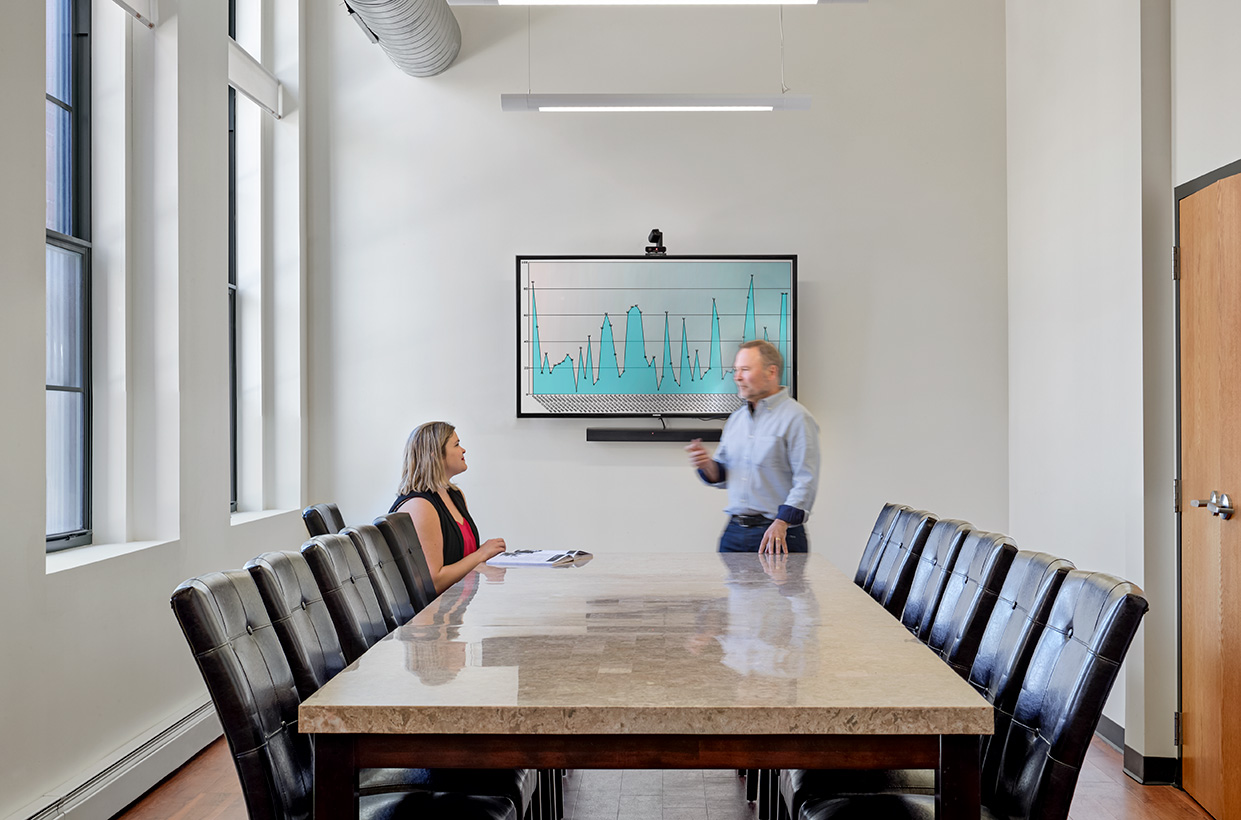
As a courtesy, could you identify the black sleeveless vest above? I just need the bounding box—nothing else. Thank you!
[389,487,480,565]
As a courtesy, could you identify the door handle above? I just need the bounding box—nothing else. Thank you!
[1190,490,1234,520]
[1190,490,1219,509]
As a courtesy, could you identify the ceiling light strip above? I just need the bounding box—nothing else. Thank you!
[497,0,817,4]
[539,106,774,112]
[501,93,811,112]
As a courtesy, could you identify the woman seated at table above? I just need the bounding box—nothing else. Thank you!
[390,421,508,593]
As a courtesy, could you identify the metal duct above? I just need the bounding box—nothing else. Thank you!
[345,0,461,78]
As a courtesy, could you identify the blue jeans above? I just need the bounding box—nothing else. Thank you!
[718,520,808,553]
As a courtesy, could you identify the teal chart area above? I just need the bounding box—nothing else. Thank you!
[519,257,795,416]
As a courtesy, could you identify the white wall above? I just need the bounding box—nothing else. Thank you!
[1173,0,1241,185]
[305,0,1011,574]
[0,3,308,817]
[1005,0,1177,756]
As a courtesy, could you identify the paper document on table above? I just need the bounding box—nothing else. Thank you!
[488,549,592,567]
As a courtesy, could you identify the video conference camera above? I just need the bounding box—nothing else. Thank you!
[645,228,666,256]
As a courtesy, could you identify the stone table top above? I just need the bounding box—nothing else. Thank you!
[299,552,993,737]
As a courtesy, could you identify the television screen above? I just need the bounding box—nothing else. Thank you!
[517,255,797,418]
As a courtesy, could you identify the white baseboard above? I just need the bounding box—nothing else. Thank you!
[5,702,222,820]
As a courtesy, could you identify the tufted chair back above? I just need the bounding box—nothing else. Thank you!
[245,550,347,700]
[866,508,937,615]
[983,570,1148,820]
[346,523,421,630]
[968,551,1074,709]
[967,550,1074,797]
[302,502,345,537]
[899,518,971,640]
[171,570,312,820]
[301,534,389,663]
[925,529,1016,677]
[374,512,439,609]
[853,503,907,587]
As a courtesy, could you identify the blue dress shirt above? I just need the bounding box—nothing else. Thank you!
[700,388,821,525]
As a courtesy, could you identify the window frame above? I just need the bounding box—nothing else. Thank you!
[45,0,92,552]
[228,0,239,513]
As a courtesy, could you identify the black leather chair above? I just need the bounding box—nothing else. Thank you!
[245,550,347,699]
[968,551,1074,711]
[170,570,518,820]
[898,518,971,640]
[374,512,439,608]
[853,503,908,587]
[866,508,937,615]
[301,534,391,663]
[795,570,1147,820]
[923,529,1016,677]
[245,550,460,798]
[247,550,541,815]
[779,550,1075,819]
[303,502,346,536]
[347,523,422,630]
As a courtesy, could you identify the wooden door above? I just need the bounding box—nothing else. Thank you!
[1180,168,1241,820]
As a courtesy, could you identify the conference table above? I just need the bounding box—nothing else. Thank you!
[299,552,993,819]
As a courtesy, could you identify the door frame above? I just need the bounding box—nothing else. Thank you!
[1175,156,1241,790]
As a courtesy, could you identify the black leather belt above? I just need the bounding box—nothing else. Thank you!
[730,514,775,528]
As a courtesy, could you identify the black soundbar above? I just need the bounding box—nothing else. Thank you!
[585,428,722,442]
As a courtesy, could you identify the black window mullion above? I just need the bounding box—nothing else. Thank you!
[228,0,238,513]
[72,0,91,243]
[45,0,91,551]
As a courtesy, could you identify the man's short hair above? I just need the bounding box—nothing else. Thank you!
[738,339,783,373]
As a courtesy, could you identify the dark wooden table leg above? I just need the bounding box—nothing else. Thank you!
[937,734,981,820]
[314,734,357,818]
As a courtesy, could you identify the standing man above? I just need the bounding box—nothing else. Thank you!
[686,340,820,553]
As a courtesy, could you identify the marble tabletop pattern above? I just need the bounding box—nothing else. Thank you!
[299,553,993,737]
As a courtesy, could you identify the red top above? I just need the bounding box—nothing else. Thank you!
[458,518,478,556]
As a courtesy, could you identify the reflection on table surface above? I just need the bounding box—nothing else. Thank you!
[300,552,992,738]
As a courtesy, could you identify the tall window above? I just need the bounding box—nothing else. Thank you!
[46,0,91,550]
[228,0,239,512]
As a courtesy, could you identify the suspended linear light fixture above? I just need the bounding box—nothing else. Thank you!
[501,6,812,112]
[500,93,810,112]
[457,0,862,5]
[494,0,818,4]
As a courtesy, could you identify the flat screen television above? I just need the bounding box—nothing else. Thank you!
[517,255,797,418]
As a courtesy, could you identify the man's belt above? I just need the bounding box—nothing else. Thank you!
[729,514,775,528]
[729,514,804,529]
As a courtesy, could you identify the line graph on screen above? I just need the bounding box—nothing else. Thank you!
[518,257,795,417]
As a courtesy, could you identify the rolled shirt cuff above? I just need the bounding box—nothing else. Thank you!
[698,461,727,486]
[776,505,806,526]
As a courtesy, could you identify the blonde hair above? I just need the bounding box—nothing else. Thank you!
[399,421,458,495]
[738,339,784,374]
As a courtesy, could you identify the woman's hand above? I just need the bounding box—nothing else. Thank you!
[478,538,507,561]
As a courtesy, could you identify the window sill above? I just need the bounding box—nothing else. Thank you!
[46,538,176,575]
[230,508,298,527]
